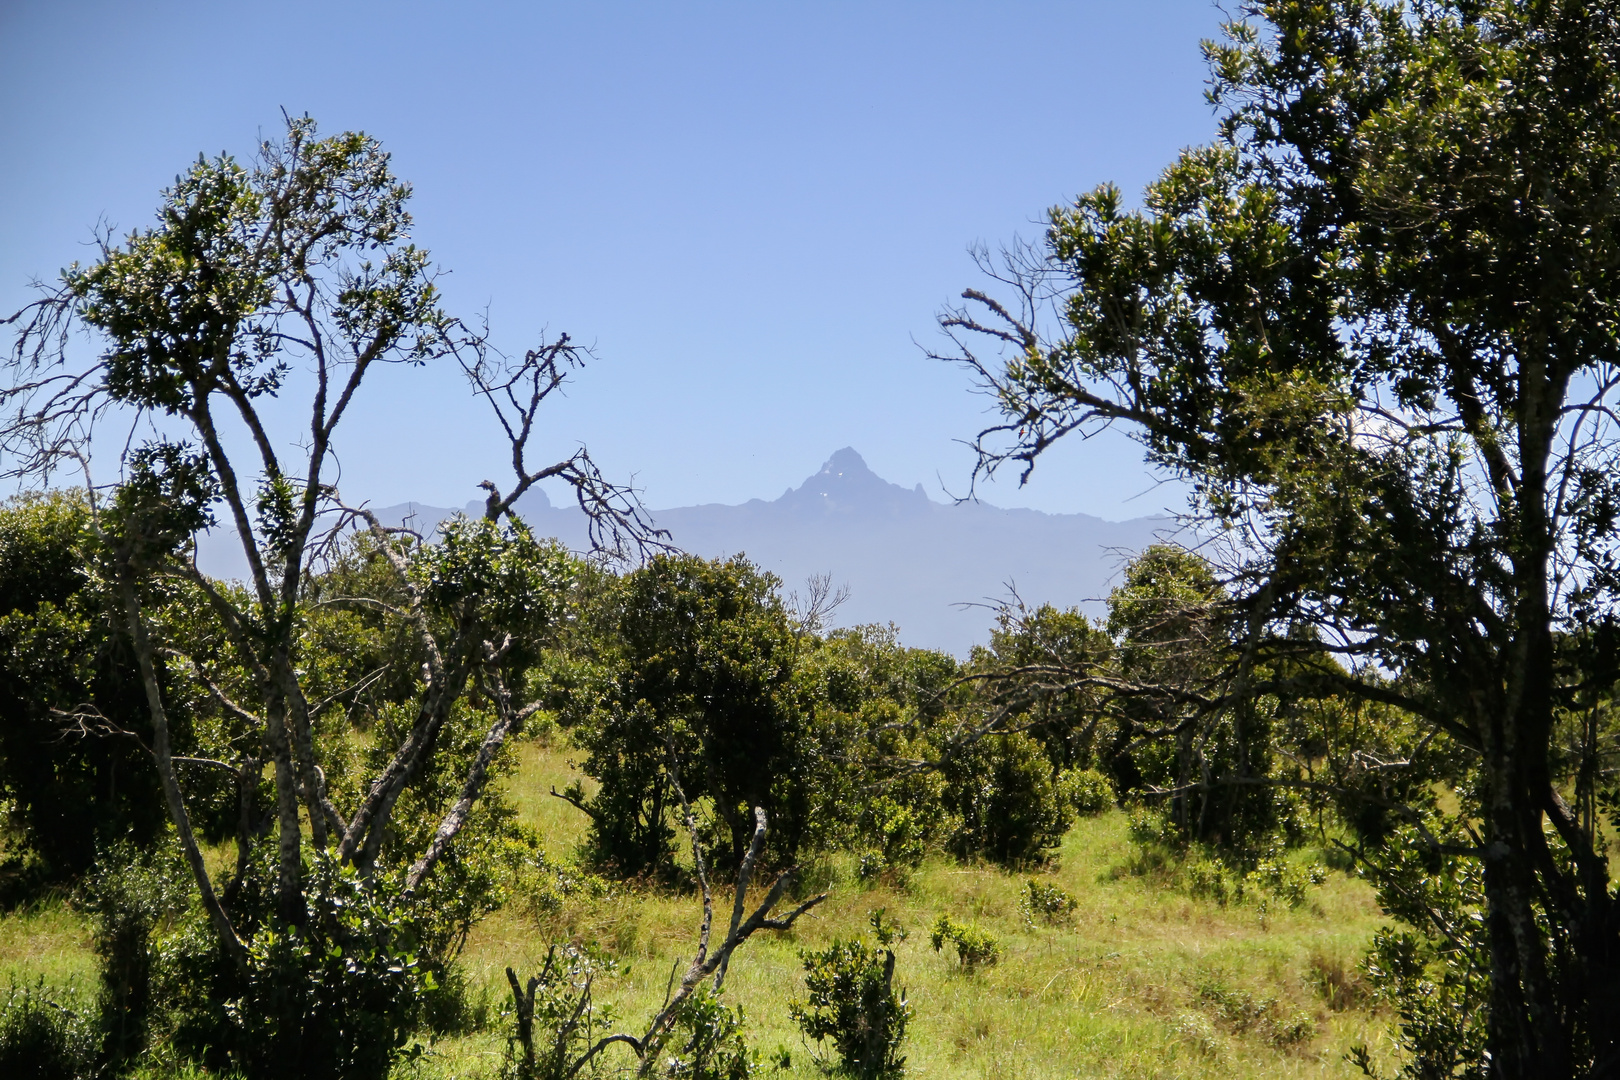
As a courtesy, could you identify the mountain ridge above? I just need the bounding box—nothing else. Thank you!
[196,448,1174,655]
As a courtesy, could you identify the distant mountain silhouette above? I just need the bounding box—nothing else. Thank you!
[195,448,1173,655]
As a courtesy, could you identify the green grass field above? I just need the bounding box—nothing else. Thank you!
[0,738,1398,1078]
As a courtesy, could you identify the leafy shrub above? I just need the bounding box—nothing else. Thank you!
[1352,924,1488,1080]
[1193,975,1316,1050]
[1245,851,1326,909]
[943,732,1072,866]
[503,945,618,1080]
[1123,813,1325,911]
[561,555,808,878]
[1017,879,1076,928]
[790,910,910,1078]
[0,979,99,1080]
[854,799,926,884]
[660,989,756,1080]
[1183,859,1240,907]
[153,854,438,1080]
[928,915,999,971]
[82,842,191,1068]
[0,494,173,901]
[1058,768,1114,816]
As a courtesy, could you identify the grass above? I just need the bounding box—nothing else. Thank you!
[0,896,96,992]
[409,740,1397,1079]
[0,737,1400,1078]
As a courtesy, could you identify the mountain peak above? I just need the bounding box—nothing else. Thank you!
[819,447,871,478]
[777,448,929,517]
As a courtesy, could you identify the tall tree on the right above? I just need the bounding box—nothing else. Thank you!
[939,3,1620,1076]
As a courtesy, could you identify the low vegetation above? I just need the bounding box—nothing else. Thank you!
[1,739,1393,1079]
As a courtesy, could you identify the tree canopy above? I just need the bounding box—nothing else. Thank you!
[940,2,1620,1075]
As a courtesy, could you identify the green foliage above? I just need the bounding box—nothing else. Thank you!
[942,731,1072,866]
[1347,826,1490,1080]
[415,517,575,663]
[105,443,220,565]
[852,798,927,885]
[1017,879,1076,929]
[0,980,99,1080]
[792,629,956,870]
[1057,768,1114,817]
[660,989,756,1080]
[2,113,638,1080]
[1193,972,1317,1050]
[927,915,998,972]
[972,603,1115,773]
[943,1,1620,1070]
[67,117,439,419]
[790,910,910,1079]
[81,842,192,1068]
[1126,809,1326,913]
[1105,548,1295,866]
[561,554,807,876]
[0,494,168,897]
[1353,926,1487,1080]
[152,854,439,1080]
[1246,851,1326,911]
[501,945,618,1080]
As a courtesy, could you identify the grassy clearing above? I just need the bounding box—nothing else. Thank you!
[0,737,1398,1078]
[0,897,96,993]
[413,741,1396,1079]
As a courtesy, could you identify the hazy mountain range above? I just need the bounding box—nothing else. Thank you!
[197,448,1174,656]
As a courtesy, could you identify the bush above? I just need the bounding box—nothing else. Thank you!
[660,989,756,1080]
[503,945,619,1080]
[1245,850,1326,909]
[82,842,191,1068]
[790,910,910,1079]
[944,732,1072,866]
[853,799,926,885]
[928,915,999,971]
[152,854,438,1080]
[0,980,99,1080]
[1017,879,1076,928]
[1058,768,1114,816]
[1193,975,1317,1049]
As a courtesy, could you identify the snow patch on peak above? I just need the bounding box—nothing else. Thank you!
[820,447,871,477]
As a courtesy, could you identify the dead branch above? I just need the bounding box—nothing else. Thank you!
[509,758,829,1078]
[459,335,671,559]
[406,668,543,891]
[632,761,828,1073]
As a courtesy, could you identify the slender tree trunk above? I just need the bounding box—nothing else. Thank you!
[278,654,330,850]
[263,688,306,927]
[117,572,248,970]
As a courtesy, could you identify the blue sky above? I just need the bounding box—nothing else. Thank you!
[1,1,1223,519]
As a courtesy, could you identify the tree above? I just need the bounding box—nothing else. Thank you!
[556,554,806,876]
[938,3,1620,1075]
[0,493,170,894]
[2,115,656,1074]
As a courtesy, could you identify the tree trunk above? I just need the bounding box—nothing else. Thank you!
[117,572,248,970]
[263,689,306,927]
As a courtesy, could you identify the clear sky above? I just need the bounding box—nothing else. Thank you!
[1,1,1224,520]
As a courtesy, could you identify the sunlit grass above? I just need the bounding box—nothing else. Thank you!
[0,896,97,1000]
[0,736,1401,1078]
[415,741,1398,1079]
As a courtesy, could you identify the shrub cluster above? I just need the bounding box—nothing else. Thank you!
[1018,879,1077,928]
[790,910,910,1079]
[928,914,1000,971]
